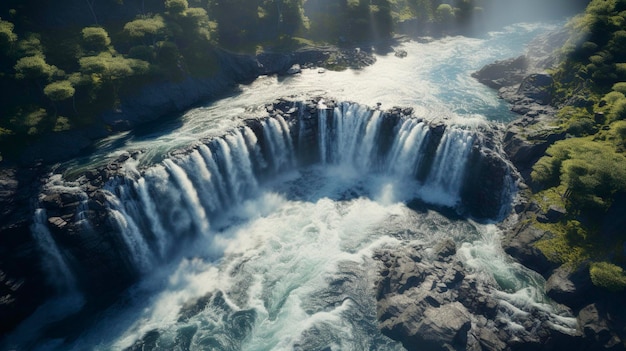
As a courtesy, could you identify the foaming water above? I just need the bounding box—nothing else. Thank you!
[5,22,578,350]
[61,171,447,350]
[53,164,574,351]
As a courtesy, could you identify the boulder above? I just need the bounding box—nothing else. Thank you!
[516,73,554,105]
[471,56,528,89]
[286,64,302,75]
[577,303,624,349]
[546,265,595,310]
[374,240,579,350]
[414,303,472,350]
[501,215,557,276]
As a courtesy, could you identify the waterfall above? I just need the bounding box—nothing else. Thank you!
[318,108,328,164]
[31,209,77,294]
[262,116,295,172]
[103,182,157,273]
[35,101,508,287]
[423,128,475,205]
[385,119,430,177]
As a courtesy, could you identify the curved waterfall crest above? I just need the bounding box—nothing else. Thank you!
[31,98,516,305]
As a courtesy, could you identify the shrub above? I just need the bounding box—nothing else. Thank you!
[613,82,626,93]
[590,261,626,292]
[532,138,626,213]
[612,120,626,140]
[610,97,626,120]
[566,117,597,136]
[603,91,625,105]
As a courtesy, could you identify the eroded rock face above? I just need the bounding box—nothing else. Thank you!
[374,240,582,351]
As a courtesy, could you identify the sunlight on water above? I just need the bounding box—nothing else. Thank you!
[62,22,556,172]
[4,22,580,351]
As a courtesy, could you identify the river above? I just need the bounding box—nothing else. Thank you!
[2,22,577,351]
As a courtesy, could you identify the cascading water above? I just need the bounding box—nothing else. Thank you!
[31,208,77,294]
[316,102,477,207]
[2,23,579,351]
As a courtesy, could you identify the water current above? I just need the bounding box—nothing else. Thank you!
[3,22,578,351]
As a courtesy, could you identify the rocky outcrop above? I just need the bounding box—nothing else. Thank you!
[375,239,580,351]
[472,56,529,90]
[0,167,50,335]
[471,28,568,184]
[471,26,626,351]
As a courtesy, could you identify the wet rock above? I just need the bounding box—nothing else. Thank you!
[434,238,456,259]
[394,49,408,58]
[411,303,472,350]
[286,64,302,75]
[375,240,579,351]
[471,55,528,89]
[577,303,625,349]
[501,214,557,276]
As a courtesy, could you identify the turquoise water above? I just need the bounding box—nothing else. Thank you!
[3,22,580,351]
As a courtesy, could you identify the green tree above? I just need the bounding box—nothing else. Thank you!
[16,34,44,57]
[0,19,17,53]
[212,0,259,50]
[43,80,75,102]
[79,52,149,103]
[435,4,455,23]
[81,26,111,52]
[123,15,166,45]
[14,55,55,80]
[79,52,149,81]
[166,0,189,15]
[370,0,393,39]
[43,80,76,116]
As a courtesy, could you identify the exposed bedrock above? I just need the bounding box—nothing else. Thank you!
[472,27,626,351]
[374,240,581,351]
[0,98,515,338]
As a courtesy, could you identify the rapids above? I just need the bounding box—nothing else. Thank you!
[1,22,578,351]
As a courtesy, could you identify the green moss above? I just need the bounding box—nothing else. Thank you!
[589,261,626,291]
[534,221,592,266]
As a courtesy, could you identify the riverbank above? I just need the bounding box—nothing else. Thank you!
[475,27,626,350]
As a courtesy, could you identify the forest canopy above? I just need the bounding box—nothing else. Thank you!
[532,0,626,291]
[0,0,587,161]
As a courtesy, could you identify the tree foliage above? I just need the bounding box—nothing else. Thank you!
[123,15,166,43]
[0,0,593,157]
[81,26,111,52]
[79,52,149,81]
[43,80,75,102]
[165,0,189,15]
[14,55,56,80]
[532,138,626,213]
[0,19,17,52]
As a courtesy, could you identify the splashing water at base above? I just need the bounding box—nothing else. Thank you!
[58,167,573,351]
[6,21,579,350]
